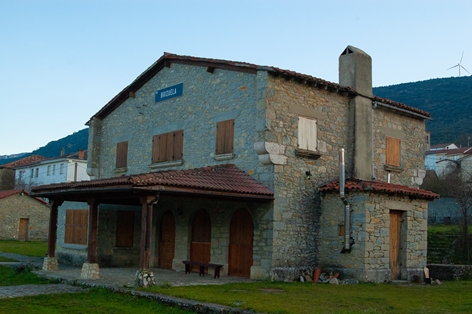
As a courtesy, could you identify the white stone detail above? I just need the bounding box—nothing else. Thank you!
[254,142,287,165]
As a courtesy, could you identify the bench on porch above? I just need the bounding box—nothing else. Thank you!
[182,260,224,278]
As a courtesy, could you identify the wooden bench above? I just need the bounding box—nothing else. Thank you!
[182,260,224,278]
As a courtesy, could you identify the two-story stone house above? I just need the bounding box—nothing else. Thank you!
[33,46,437,282]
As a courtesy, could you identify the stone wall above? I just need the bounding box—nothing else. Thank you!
[319,192,428,282]
[0,193,49,240]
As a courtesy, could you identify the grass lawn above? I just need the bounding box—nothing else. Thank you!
[0,240,47,257]
[0,265,51,286]
[144,281,472,314]
[0,256,18,262]
[0,287,194,314]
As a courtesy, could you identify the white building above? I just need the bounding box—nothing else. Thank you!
[15,150,90,191]
[425,143,472,176]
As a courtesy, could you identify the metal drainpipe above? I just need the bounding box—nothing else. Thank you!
[340,148,351,253]
[372,102,377,180]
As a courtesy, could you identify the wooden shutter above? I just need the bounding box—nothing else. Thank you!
[115,211,135,247]
[116,141,128,168]
[216,119,234,155]
[152,130,183,163]
[64,210,88,245]
[172,130,184,160]
[298,117,317,151]
[386,137,401,166]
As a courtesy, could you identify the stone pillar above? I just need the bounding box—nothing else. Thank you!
[81,199,100,279]
[43,199,63,271]
[81,262,100,279]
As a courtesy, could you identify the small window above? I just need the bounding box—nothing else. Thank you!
[116,141,128,169]
[35,168,38,178]
[298,117,317,151]
[152,130,184,163]
[64,210,88,245]
[386,137,401,166]
[60,163,64,174]
[30,169,34,178]
[216,119,234,155]
[47,165,51,176]
[115,211,135,247]
[52,165,56,175]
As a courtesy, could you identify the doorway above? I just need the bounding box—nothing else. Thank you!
[18,218,29,241]
[190,209,211,272]
[389,210,403,280]
[228,208,254,277]
[159,211,176,269]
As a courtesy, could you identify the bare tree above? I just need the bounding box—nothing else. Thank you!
[0,169,15,190]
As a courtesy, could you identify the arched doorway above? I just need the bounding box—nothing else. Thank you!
[159,211,176,269]
[190,209,211,272]
[228,208,254,277]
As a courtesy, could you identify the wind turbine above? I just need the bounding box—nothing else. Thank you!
[447,52,470,76]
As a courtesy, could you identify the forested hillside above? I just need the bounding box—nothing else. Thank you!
[373,76,472,146]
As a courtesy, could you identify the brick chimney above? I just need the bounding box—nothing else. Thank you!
[339,46,374,180]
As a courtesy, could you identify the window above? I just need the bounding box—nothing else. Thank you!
[30,169,34,178]
[298,117,317,151]
[35,168,38,178]
[64,210,88,245]
[52,165,56,175]
[216,119,234,155]
[60,163,64,174]
[116,141,128,169]
[386,137,401,167]
[152,130,184,163]
[115,211,135,247]
[47,165,51,176]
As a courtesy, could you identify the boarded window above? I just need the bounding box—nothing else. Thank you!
[152,130,184,163]
[64,210,88,245]
[115,211,135,247]
[298,117,317,151]
[386,137,401,166]
[116,141,128,168]
[216,119,234,155]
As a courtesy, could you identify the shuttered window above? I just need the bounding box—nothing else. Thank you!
[152,130,184,163]
[216,119,234,155]
[116,141,128,168]
[64,210,88,245]
[115,211,135,247]
[386,137,401,166]
[298,117,317,151]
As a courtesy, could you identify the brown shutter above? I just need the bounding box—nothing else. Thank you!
[115,211,135,247]
[153,131,183,163]
[173,130,184,160]
[216,119,234,155]
[386,137,401,166]
[64,210,88,245]
[116,141,128,168]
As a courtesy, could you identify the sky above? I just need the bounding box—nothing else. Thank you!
[1,0,471,156]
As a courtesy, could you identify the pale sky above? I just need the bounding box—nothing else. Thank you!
[1,0,471,155]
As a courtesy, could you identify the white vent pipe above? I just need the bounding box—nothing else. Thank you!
[339,148,351,253]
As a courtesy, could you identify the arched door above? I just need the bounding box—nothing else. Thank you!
[190,209,211,272]
[159,211,176,269]
[228,208,254,277]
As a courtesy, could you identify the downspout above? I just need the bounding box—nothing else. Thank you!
[371,102,377,180]
[340,148,351,253]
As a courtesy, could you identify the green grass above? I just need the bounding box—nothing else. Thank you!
[0,240,47,257]
[0,265,51,286]
[0,287,194,314]
[0,256,18,262]
[428,224,472,234]
[144,281,472,314]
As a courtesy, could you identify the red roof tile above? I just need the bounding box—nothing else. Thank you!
[1,155,46,169]
[320,178,439,200]
[32,164,274,199]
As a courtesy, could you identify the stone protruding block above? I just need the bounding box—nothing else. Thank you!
[80,262,100,279]
[42,257,59,271]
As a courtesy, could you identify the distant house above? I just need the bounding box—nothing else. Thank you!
[0,155,46,190]
[0,190,49,241]
[13,150,90,192]
[425,144,472,175]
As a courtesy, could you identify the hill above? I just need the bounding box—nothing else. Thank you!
[0,128,88,166]
[373,76,472,146]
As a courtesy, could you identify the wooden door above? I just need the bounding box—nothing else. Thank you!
[389,210,403,280]
[190,209,211,272]
[18,218,29,241]
[228,208,254,278]
[159,211,176,269]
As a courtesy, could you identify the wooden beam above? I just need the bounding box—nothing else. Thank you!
[139,194,160,269]
[129,91,135,98]
[47,199,63,257]
[86,199,99,263]
[206,66,215,74]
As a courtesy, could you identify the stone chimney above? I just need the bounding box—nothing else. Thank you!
[339,46,373,180]
[78,150,85,160]
[61,147,65,156]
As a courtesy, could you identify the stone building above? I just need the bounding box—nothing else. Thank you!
[0,190,50,241]
[32,46,437,282]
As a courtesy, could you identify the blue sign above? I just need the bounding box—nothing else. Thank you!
[155,83,183,102]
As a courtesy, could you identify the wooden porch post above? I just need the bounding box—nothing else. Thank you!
[80,199,100,279]
[43,199,63,271]
[139,194,160,270]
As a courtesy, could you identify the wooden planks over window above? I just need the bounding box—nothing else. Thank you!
[152,130,184,163]
[216,119,234,155]
[386,137,401,166]
[115,211,135,248]
[64,210,88,245]
[298,117,317,151]
[116,141,128,168]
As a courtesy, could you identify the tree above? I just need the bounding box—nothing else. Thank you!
[0,169,15,190]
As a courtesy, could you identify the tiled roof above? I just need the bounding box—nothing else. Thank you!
[32,164,274,199]
[1,155,46,169]
[425,147,472,155]
[88,52,431,123]
[320,178,439,200]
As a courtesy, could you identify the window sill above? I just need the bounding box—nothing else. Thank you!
[149,159,184,169]
[114,167,128,175]
[213,153,235,161]
[384,164,404,173]
[295,149,322,159]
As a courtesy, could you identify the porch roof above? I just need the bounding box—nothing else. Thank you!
[320,178,439,200]
[31,164,274,203]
